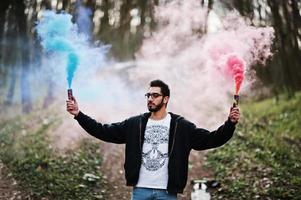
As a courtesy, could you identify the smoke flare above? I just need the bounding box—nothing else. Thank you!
[226,55,245,95]
[36,11,80,88]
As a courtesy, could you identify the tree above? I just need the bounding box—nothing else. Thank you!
[232,0,301,97]
[0,0,10,97]
[15,0,32,112]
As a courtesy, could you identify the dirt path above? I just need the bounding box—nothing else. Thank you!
[99,143,214,200]
[50,114,215,199]
[0,162,25,200]
[99,142,131,199]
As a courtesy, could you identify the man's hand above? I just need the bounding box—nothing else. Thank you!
[66,96,80,116]
[229,106,240,124]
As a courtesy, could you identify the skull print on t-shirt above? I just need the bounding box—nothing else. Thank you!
[136,114,171,189]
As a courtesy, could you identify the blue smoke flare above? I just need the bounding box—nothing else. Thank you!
[67,53,79,88]
[36,11,79,88]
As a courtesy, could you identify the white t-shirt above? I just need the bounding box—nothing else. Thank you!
[136,114,171,189]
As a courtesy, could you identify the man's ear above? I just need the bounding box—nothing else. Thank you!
[163,96,169,104]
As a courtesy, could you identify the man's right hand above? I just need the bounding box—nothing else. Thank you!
[66,96,80,116]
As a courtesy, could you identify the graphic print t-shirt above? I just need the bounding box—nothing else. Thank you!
[136,114,171,189]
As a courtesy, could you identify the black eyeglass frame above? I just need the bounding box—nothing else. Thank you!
[145,92,163,99]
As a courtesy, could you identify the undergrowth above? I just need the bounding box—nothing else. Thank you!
[205,92,301,199]
[0,112,106,200]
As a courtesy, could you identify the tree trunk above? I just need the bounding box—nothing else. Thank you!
[41,0,52,10]
[4,67,17,106]
[118,0,132,59]
[62,0,70,11]
[233,0,254,17]
[98,0,112,44]
[15,0,32,113]
[267,0,294,95]
[3,1,18,106]
[289,0,301,90]
[281,0,299,94]
[0,0,10,95]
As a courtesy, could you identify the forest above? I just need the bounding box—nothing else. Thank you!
[0,0,300,200]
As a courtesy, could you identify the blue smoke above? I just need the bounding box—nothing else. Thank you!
[36,11,79,88]
[67,53,79,88]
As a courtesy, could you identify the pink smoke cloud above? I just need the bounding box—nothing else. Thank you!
[130,0,274,127]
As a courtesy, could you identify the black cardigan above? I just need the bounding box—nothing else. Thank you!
[75,111,236,194]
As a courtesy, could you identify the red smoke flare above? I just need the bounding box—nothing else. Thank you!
[226,56,245,95]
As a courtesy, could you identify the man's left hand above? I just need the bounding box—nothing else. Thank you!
[229,106,240,124]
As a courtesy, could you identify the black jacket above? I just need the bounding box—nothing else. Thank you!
[75,111,236,194]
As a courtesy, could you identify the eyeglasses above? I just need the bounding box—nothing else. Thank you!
[145,93,163,99]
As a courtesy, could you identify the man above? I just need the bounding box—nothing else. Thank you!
[66,79,240,200]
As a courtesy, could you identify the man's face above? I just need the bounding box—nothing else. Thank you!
[146,87,169,112]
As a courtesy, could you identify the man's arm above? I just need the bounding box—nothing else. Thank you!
[74,111,127,144]
[190,106,240,150]
[67,97,127,144]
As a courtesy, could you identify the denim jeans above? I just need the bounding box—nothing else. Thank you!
[131,187,177,200]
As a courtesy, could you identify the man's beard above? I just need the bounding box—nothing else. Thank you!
[148,99,165,112]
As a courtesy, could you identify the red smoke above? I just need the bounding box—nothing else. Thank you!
[226,55,245,95]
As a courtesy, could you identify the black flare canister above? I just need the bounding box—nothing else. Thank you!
[67,89,73,100]
[233,94,239,107]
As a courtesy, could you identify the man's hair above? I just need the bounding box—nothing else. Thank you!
[150,79,170,97]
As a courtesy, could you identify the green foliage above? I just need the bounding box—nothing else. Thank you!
[205,92,301,199]
[0,114,105,200]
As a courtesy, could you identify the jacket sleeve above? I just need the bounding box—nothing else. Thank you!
[74,111,127,144]
[190,119,236,150]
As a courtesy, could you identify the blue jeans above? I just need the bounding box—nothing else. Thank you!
[131,187,177,200]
